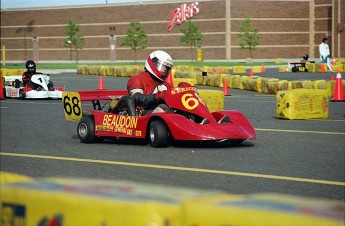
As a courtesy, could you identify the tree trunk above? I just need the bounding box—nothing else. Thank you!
[190,44,194,62]
[249,47,253,59]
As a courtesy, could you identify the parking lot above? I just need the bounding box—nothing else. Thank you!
[1,68,344,200]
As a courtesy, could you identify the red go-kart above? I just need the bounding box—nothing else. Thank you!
[62,86,256,148]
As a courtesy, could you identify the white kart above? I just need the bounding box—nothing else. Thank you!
[2,74,64,99]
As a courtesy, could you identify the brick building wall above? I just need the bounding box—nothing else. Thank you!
[0,0,343,62]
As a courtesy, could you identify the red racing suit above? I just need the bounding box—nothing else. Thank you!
[127,71,172,109]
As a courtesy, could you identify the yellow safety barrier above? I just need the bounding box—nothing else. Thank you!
[276,89,329,119]
[232,66,246,73]
[259,78,278,94]
[205,73,215,86]
[183,193,344,226]
[332,64,345,72]
[0,68,25,76]
[251,66,262,73]
[0,175,228,226]
[173,78,195,87]
[267,80,289,94]
[1,172,343,226]
[74,65,338,97]
[211,73,225,87]
[216,66,229,74]
[198,89,224,112]
[0,171,32,183]
[77,65,87,74]
[230,75,243,89]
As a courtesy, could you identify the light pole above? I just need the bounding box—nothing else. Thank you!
[67,39,72,61]
[32,36,39,63]
[109,26,116,61]
[109,35,116,61]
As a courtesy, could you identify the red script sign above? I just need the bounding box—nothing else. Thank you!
[167,2,200,31]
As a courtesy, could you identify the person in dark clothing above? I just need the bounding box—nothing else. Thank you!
[22,60,43,90]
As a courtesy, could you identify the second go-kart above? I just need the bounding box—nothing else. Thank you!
[62,86,256,148]
[2,74,64,99]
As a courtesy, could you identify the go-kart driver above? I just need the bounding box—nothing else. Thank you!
[114,50,173,116]
[22,60,43,90]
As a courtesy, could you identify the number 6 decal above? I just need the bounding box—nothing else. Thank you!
[182,93,199,110]
[62,92,82,121]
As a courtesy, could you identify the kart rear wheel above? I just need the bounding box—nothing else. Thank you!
[77,116,103,143]
[149,120,170,148]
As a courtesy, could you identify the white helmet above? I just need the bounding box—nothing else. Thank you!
[145,50,173,81]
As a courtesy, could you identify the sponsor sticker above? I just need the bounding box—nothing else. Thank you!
[1,203,26,226]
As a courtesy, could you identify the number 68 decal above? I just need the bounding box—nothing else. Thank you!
[62,92,82,121]
[181,93,199,110]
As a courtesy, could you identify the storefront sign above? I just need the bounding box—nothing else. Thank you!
[167,2,200,31]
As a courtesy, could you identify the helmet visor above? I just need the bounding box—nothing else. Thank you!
[154,59,172,78]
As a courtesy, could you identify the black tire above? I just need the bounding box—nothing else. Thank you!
[48,81,54,91]
[148,120,170,148]
[77,116,103,143]
[14,79,21,88]
[19,90,25,99]
[230,139,244,145]
[2,87,6,99]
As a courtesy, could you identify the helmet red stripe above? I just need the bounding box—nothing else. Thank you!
[147,56,163,78]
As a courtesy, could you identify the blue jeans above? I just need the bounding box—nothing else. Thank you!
[321,56,328,63]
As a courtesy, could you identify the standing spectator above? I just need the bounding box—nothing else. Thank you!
[319,38,333,72]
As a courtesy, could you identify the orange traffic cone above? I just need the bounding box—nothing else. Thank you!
[330,75,334,80]
[261,64,266,73]
[249,69,253,77]
[0,79,5,100]
[332,58,336,66]
[166,71,174,87]
[223,80,230,96]
[321,63,325,73]
[98,76,105,90]
[331,71,344,102]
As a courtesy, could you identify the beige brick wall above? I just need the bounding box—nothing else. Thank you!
[0,0,343,61]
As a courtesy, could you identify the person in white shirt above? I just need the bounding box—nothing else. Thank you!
[319,38,333,72]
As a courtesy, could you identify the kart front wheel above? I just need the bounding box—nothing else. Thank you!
[229,139,244,145]
[149,120,170,148]
[77,116,103,143]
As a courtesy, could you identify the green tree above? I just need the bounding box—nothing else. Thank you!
[64,19,84,64]
[180,21,203,62]
[238,18,260,59]
[121,22,147,62]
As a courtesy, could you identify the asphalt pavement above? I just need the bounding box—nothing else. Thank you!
[1,69,344,201]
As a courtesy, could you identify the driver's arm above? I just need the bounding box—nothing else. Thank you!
[132,93,156,107]
[127,74,162,107]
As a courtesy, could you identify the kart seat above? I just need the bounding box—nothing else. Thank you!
[111,95,136,116]
[218,115,230,123]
